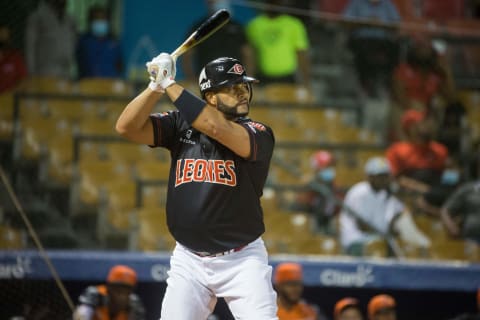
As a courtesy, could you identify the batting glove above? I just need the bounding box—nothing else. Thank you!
[146,53,176,92]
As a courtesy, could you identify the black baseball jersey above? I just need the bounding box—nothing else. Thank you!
[149,111,275,253]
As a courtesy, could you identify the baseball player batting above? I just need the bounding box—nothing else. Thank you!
[116,52,278,319]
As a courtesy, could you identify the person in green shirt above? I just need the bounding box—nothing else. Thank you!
[246,0,311,86]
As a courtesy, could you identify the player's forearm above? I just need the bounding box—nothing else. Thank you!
[116,88,161,134]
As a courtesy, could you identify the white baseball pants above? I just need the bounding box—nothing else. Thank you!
[159,237,278,320]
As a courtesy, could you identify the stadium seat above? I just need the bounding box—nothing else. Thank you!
[248,107,275,126]
[414,214,448,242]
[141,184,168,208]
[107,143,157,166]
[269,164,303,186]
[135,160,171,181]
[47,99,85,124]
[429,239,479,262]
[0,96,14,141]
[363,238,389,258]
[0,225,25,249]
[77,160,131,206]
[274,125,307,143]
[47,135,74,186]
[136,206,175,251]
[22,76,73,94]
[105,181,137,230]
[78,117,116,135]
[262,83,313,104]
[77,78,133,96]
[19,117,72,160]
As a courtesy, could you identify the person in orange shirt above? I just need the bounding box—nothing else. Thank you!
[334,297,364,320]
[274,262,323,320]
[386,109,448,192]
[73,265,145,320]
[367,294,396,320]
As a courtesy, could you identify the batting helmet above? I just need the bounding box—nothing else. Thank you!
[198,57,258,99]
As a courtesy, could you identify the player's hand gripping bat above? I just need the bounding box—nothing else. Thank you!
[171,9,231,60]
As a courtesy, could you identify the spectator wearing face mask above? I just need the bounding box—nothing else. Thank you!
[76,5,123,79]
[289,150,342,234]
[338,156,430,255]
[414,157,463,218]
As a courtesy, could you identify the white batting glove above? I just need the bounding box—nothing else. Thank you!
[146,53,176,92]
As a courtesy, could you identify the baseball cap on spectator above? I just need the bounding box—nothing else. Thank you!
[310,150,334,170]
[368,294,396,318]
[364,157,391,176]
[401,110,426,132]
[107,265,137,287]
[274,262,303,284]
[334,297,360,319]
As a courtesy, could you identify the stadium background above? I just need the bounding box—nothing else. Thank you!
[0,0,479,319]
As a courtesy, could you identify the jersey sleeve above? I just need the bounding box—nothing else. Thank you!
[149,111,180,149]
[78,286,103,307]
[129,293,146,320]
[240,120,275,162]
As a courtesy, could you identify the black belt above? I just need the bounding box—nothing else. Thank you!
[189,245,247,258]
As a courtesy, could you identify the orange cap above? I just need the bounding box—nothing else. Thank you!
[107,265,137,287]
[334,297,359,319]
[368,294,396,318]
[401,110,425,132]
[274,262,303,284]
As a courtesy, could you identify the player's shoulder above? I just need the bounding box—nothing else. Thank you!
[239,117,273,134]
[78,285,106,307]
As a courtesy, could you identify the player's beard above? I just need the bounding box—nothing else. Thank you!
[216,96,249,120]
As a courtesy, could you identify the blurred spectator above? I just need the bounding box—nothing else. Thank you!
[25,0,76,78]
[181,0,254,84]
[338,156,430,255]
[289,150,341,233]
[386,110,449,191]
[0,23,27,93]
[274,262,326,320]
[334,297,364,320]
[422,0,465,23]
[440,179,480,243]
[367,294,396,320]
[436,98,468,161]
[76,5,123,79]
[246,0,311,86]
[390,35,454,140]
[448,287,480,320]
[73,265,145,320]
[343,0,401,97]
[415,157,463,217]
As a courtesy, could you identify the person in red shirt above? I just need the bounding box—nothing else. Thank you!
[0,23,27,93]
[390,35,453,141]
[386,109,448,192]
[274,262,323,320]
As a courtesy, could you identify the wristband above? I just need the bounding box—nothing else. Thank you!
[173,90,206,124]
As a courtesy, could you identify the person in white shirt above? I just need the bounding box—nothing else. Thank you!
[339,156,431,256]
